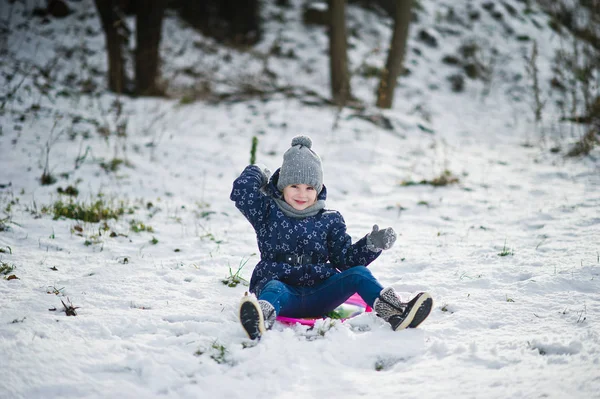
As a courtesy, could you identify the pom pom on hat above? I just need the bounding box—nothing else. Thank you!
[291,135,312,148]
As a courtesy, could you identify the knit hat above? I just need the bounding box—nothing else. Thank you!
[277,135,323,194]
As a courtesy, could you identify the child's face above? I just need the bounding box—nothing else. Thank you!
[283,184,317,210]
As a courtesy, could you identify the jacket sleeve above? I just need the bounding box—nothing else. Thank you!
[230,165,270,229]
[327,212,381,270]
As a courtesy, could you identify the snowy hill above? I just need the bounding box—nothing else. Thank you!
[1,0,599,398]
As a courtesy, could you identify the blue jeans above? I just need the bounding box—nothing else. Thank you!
[258,266,384,318]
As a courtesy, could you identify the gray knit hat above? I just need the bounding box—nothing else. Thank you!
[277,135,323,194]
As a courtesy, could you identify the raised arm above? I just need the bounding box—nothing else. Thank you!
[230,165,270,229]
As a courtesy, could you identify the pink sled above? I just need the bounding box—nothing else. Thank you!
[275,293,372,326]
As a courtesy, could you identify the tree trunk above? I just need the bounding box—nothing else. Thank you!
[179,0,218,37]
[177,0,261,45]
[135,0,166,95]
[235,0,261,45]
[376,0,412,109]
[328,0,350,106]
[219,0,261,45]
[94,0,128,94]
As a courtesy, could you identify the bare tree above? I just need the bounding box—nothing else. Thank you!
[220,0,262,45]
[525,40,543,123]
[135,0,167,95]
[178,0,261,45]
[328,0,351,106]
[376,0,412,108]
[94,0,129,93]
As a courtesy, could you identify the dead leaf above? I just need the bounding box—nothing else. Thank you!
[61,298,80,316]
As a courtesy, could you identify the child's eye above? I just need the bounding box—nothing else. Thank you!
[290,185,298,188]
[307,186,315,191]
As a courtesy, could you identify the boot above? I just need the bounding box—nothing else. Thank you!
[405,292,433,329]
[259,300,276,329]
[239,295,276,340]
[374,287,433,331]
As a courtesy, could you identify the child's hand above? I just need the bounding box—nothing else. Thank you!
[255,163,271,184]
[367,224,397,251]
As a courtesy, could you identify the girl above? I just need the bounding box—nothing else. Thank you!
[230,136,432,340]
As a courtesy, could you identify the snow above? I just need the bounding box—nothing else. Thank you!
[1,0,599,398]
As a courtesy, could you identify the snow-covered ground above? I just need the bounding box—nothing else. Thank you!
[1,1,599,398]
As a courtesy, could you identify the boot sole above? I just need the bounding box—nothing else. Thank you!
[408,293,433,328]
[239,296,266,340]
[393,292,432,331]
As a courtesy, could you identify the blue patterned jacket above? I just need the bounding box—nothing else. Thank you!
[230,165,380,296]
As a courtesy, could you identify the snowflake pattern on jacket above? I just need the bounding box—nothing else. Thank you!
[230,165,381,296]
